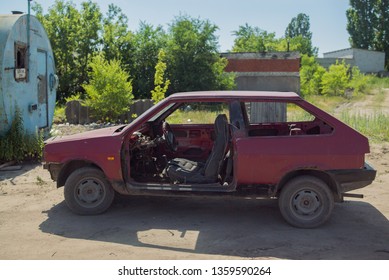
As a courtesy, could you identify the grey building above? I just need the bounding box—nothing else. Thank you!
[318,48,385,73]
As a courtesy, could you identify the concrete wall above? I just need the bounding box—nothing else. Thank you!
[316,57,355,69]
[221,52,300,94]
[322,48,385,73]
[234,73,300,93]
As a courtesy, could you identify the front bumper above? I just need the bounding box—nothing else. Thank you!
[43,162,62,182]
[328,162,376,194]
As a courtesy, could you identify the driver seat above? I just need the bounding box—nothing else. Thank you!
[166,114,230,184]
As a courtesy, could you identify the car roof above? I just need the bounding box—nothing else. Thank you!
[167,91,301,101]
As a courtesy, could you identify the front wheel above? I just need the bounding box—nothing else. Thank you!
[64,167,115,215]
[278,176,334,228]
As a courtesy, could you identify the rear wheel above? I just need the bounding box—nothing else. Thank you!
[278,176,334,228]
[64,167,115,215]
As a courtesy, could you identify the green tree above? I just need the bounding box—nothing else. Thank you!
[284,13,317,56]
[33,0,82,102]
[347,0,389,68]
[374,0,389,68]
[151,50,170,104]
[77,1,102,91]
[83,55,133,121]
[285,13,312,40]
[102,4,134,64]
[166,15,235,93]
[273,36,317,56]
[300,55,326,96]
[130,22,167,98]
[347,0,377,49]
[33,0,103,101]
[232,23,277,52]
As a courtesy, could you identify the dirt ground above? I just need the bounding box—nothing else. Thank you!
[0,140,388,260]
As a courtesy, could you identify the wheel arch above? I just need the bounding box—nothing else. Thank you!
[276,169,342,202]
[57,160,103,188]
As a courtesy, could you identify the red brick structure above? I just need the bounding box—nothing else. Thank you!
[221,52,300,93]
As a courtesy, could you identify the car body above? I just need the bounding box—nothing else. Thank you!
[43,91,376,228]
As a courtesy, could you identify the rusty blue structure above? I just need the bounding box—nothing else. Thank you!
[0,12,57,135]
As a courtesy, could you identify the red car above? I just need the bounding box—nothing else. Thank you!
[43,91,376,228]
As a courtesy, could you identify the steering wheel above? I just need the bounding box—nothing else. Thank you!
[162,121,178,152]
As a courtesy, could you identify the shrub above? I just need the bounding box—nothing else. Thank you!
[300,55,326,96]
[321,60,350,96]
[83,54,134,121]
[348,66,369,96]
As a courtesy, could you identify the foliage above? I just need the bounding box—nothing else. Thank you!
[34,2,233,101]
[285,13,312,40]
[347,0,377,49]
[130,23,167,99]
[364,75,389,90]
[232,23,277,52]
[33,0,102,102]
[274,36,318,56]
[306,94,389,143]
[101,4,133,62]
[300,55,326,96]
[284,13,317,56]
[33,0,81,102]
[65,93,83,102]
[321,60,350,96]
[53,105,66,124]
[166,15,235,93]
[0,108,44,162]
[83,55,133,121]
[151,50,170,104]
[212,57,236,91]
[301,57,371,97]
[77,1,103,85]
[347,0,389,69]
[349,67,369,95]
[232,20,317,56]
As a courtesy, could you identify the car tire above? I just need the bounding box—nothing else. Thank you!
[278,175,334,228]
[64,167,115,215]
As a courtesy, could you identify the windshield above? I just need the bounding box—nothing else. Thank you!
[148,102,176,122]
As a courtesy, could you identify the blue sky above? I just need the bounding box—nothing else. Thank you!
[1,0,351,56]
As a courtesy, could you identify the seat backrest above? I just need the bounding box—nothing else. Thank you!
[203,114,230,180]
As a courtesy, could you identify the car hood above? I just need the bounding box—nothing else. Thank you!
[45,125,127,143]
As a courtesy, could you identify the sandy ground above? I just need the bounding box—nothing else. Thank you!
[1,90,389,260]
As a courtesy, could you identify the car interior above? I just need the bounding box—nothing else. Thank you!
[126,100,334,186]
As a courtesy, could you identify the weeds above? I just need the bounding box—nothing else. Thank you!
[0,108,44,162]
[36,176,45,186]
[340,111,389,142]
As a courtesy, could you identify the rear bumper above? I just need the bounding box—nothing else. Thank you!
[328,162,376,194]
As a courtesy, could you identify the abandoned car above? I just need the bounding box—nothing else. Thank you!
[43,91,376,228]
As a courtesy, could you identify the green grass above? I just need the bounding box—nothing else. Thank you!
[340,111,389,142]
[166,109,229,124]
[305,95,347,114]
[53,105,66,124]
[365,76,389,91]
[305,88,389,143]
